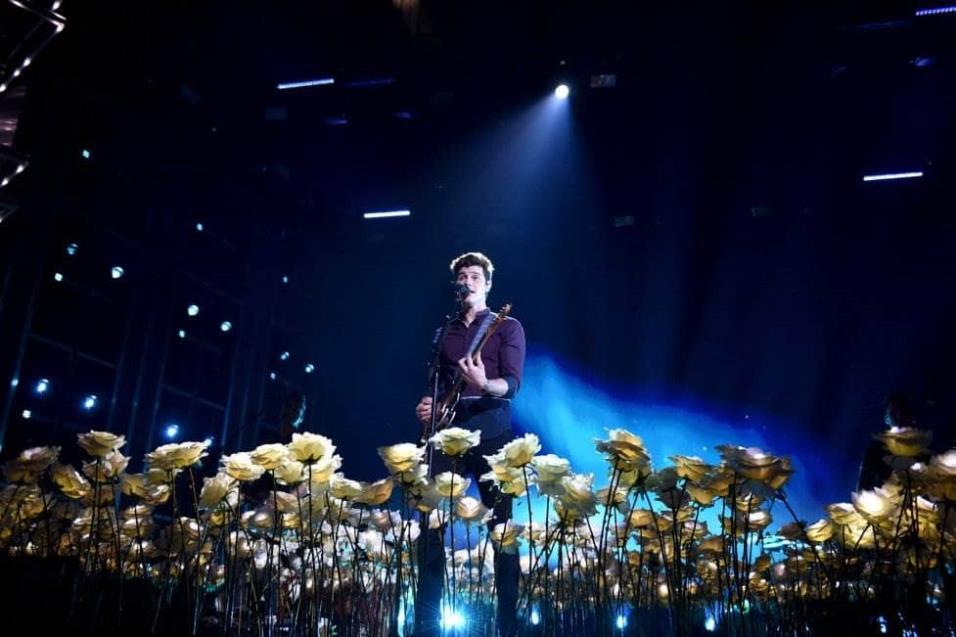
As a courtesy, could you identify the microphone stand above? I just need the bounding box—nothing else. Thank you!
[423,292,465,474]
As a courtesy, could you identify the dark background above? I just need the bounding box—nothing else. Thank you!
[1,1,954,515]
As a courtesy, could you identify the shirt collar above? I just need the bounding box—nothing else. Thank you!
[452,307,491,325]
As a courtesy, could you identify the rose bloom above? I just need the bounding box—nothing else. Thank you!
[851,488,895,522]
[429,427,481,457]
[805,518,834,543]
[141,483,171,506]
[122,473,149,498]
[480,464,528,496]
[306,453,342,487]
[686,484,718,507]
[3,446,60,483]
[490,520,523,553]
[330,474,363,499]
[455,496,491,524]
[77,430,126,457]
[875,426,933,458]
[930,449,956,478]
[288,432,336,464]
[146,441,210,471]
[82,450,130,481]
[595,429,651,469]
[434,471,471,498]
[377,443,425,474]
[52,464,91,499]
[628,508,655,528]
[353,478,394,506]
[250,443,290,470]
[275,459,305,486]
[220,452,266,482]
[199,473,238,509]
[670,455,713,483]
[496,433,541,468]
[559,473,598,518]
[531,454,571,495]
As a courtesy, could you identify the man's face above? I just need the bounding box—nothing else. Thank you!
[456,265,490,307]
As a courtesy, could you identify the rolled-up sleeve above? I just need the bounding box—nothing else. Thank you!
[498,319,526,399]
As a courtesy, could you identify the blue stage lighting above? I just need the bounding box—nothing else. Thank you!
[554,84,570,99]
[277,77,334,90]
[35,378,50,395]
[195,222,204,232]
[704,615,717,631]
[862,171,923,182]
[187,304,200,317]
[81,149,91,159]
[21,409,31,419]
[363,210,411,219]
[269,372,277,381]
[281,275,289,284]
[111,266,125,279]
[304,363,315,374]
[203,436,215,447]
[279,351,290,361]
[164,424,180,440]
[66,243,78,256]
[530,609,541,626]
[53,272,64,282]
[220,321,232,332]
[440,607,466,630]
[615,614,627,630]
[915,5,956,16]
[82,394,98,410]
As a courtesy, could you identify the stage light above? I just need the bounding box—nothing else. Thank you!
[915,5,956,16]
[530,609,541,626]
[15,163,25,174]
[554,84,570,99]
[615,614,627,630]
[82,394,98,410]
[304,363,315,374]
[35,378,50,395]
[220,321,232,332]
[164,424,180,440]
[177,329,186,339]
[187,304,200,317]
[81,149,91,159]
[862,171,923,182]
[280,351,290,361]
[66,243,78,256]
[704,615,717,632]
[269,372,277,380]
[281,275,289,284]
[111,266,125,279]
[22,410,31,419]
[277,77,335,90]
[363,210,411,219]
[53,272,64,282]
[195,222,204,232]
[440,607,466,630]
[203,436,215,447]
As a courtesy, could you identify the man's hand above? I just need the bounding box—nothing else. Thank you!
[415,396,434,426]
[458,355,488,391]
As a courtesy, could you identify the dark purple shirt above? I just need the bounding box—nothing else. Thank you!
[440,308,526,399]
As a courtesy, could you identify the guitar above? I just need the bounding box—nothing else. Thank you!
[427,303,512,436]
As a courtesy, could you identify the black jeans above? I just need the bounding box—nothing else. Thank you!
[415,423,520,637]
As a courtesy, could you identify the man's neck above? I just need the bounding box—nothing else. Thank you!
[461,302,487,326]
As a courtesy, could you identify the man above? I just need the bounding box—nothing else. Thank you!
[414,251,526,637]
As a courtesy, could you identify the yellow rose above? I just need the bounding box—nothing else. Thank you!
[82,451,129,482]
[2,446,60,483]
[52,464,91,499]
[429,427,481,457]
[497,433,541,468]
[274,459,305,486]
[434,471,471,498]
[145,441,210,471]
[250,443,290,470]
[220,452,266,482]
[377,443,425,474]
[199,473,238,509]
[288,432,335,464]
[354,478,394,506]
[330,474,363,499]
[875,426,932,457]
[805,518,834,543]
[558,473,597,518]
[670,455,713,482]
[489,520,523,553]
[455,496,490,524]
[531,454,570,496]
[851,488,896,522]
[77,430,126,457]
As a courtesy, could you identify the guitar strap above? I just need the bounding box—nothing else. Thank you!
[466,311,497,357]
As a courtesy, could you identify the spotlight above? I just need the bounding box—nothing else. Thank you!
[269,372,277,380]
[220,321,232,332]
[363,210,411,219]
[440,607,466,630]
[35,378,50,395]
[615,614,627,630]
[203,436,215,447]
[862,171,923,182]
[195,222,204,232]
[187,304,200,317]
[66,243,78,256]
[81,149,91,159]
[164,424,180,440]
[915,5,956,16]
[111,266,125,279]
[53,272,64,282]
[704,615,717,632]
[22,409,32,419]
[279,351,290,361]
[277,77,335,90]
[281,275,289,284]
[530,609,541,626]
[554,84,570,99]
[177,329,186,339]
[82,394,98,411]
[304,363,315,374]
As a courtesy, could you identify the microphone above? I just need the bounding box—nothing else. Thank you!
[452,282,470,299]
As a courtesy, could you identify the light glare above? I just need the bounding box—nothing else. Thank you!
[555,84,570,99]
[363,210,411,219]
[862,171,923,182]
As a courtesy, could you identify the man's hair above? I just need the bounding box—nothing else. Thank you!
[449,251,494,282]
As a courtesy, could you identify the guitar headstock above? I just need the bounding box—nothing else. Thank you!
[496,303,512,320]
